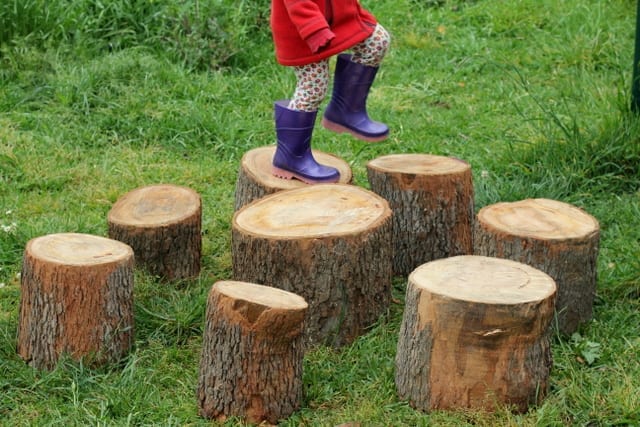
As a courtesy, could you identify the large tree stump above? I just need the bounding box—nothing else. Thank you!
[234,146,353,211]
[197,280,308,424]
[108,184,201,280]
[395,255,557,413]
[474,198,600,334]
[17,233,135,370]
[367,153,474,276]
[232,183,393,348]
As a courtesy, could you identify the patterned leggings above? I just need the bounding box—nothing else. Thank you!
[289,24,391,112]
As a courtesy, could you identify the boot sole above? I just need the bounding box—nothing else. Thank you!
[321,118,389,143]
[272,166,340,185]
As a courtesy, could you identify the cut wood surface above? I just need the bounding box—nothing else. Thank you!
[234,146,353,210]
[17,233,134,370]
[108,184,202,280]
[232,183,393,348]
[396,255,557,413]
[367,153,474,276]
[474,198,600,334]
[197,280,307,424]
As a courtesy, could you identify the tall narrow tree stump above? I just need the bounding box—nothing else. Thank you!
[17,233,134,370]
[395,255,557,413]
[108,184,202,280]
[197,280,308,424]
[474,198,600,334]
[367,154,474,276]
[234,146,353,211]
[232,184,393,348]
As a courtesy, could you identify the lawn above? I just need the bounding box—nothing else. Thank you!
[1,0,639,425]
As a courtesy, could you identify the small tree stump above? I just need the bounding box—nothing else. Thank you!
[17,233,134,370]
[197,280,308,424]
[108,184,202,280]
[232,184,393,348]
[367,154,474,276]
[474,198,600,334]
[234,146,353,211]
[395,255,557,413]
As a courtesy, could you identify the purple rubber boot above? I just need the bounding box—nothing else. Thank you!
[322,54,389,142]
[272,100,340,184]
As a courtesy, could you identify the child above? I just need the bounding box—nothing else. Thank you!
[270,0,391,184]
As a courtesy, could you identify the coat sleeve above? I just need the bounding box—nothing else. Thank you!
[281,0,330,41]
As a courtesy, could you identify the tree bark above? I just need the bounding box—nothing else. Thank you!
[367,154,474,276]
[232,184,393,348]
[395,255,557,413]
[108,184,201,280]
[474,198,600,334]
[234,146,353,211]
[197,280,308,424]
[17,233,134,370]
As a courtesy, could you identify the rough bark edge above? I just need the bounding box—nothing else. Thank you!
[367,165,474,275]
[197,284,306,424]
[474,220,599,334]
[231,213,393,348]
[17,251,134,370]
[108,204,202,280]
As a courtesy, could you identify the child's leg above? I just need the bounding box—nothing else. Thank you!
[288,59,330,112]
[351,24,391,67]
[321,24,391,142]
[273,59,338,184]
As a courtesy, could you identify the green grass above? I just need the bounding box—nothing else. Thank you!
[1,0,639,425]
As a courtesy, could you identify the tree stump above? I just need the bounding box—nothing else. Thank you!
[108,184,202,280]
[367,153,474,276]
[17,233,135,370]
[474,198,600,334]
[232,183,393,348]
[395,255,557,413]
[197,280,308,424]
[234,146,353,211]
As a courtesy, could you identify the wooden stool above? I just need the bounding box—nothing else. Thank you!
[367,154,474,276]
[108,184,202,280]
[197,280,308,424]
[474,198,600,334]
[234,146,352,211]
[232,183,393,348]
[395,255,556,413]
[17,233,134,370]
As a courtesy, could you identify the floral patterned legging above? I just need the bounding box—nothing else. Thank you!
[288,24,391,112]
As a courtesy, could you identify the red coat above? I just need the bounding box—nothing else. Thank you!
[270,0,377,66]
